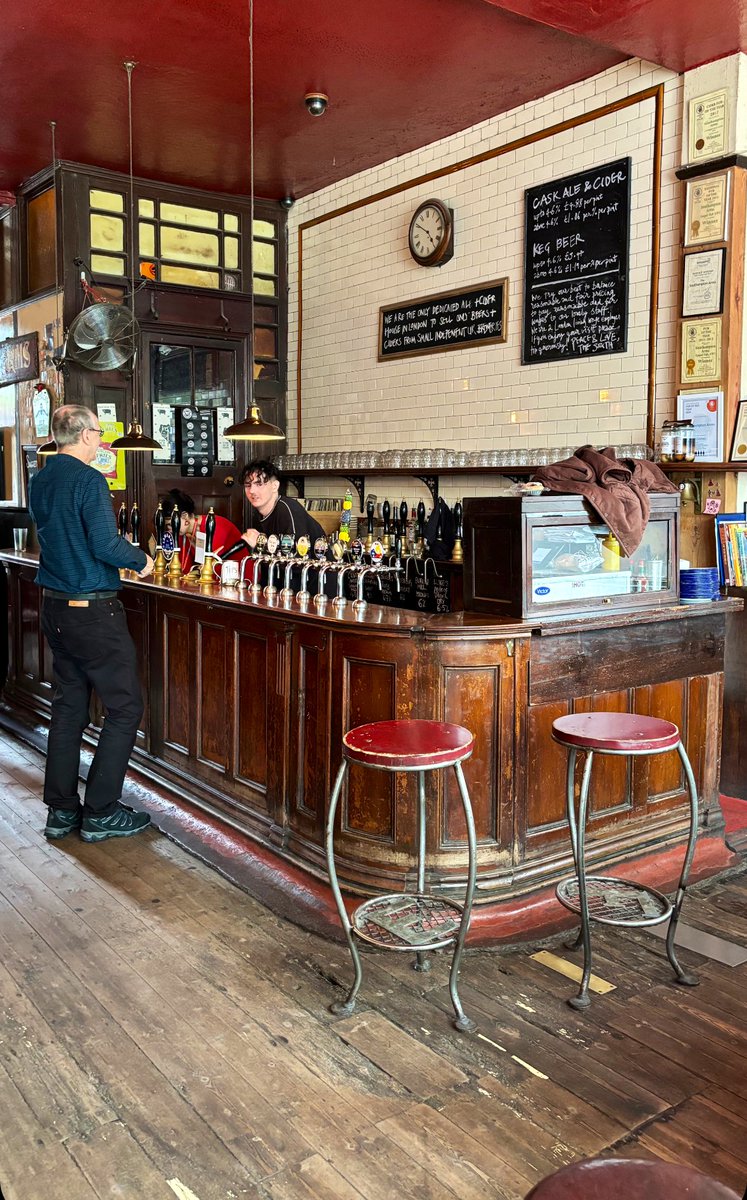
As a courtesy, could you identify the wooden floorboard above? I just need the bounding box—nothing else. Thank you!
[0,730,746,1200]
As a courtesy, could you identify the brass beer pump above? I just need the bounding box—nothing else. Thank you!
[451,500,464,563]
[199,507,218,584]
[153,503,166,574]
[382,499,391,554]
[364,498,375,553]
[167,505,183,580]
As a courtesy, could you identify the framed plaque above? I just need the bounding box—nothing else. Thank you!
[689,89,728,162]
[730,400,747,462]
[682,248,725,318]
[684,173,728,246]
[681,317,722,384]
[677,390,724,462]
[0,333,39,385]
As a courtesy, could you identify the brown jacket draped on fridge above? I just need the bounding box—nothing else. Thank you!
[531,445,678,559]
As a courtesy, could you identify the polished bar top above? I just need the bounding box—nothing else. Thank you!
[2,548,740,637]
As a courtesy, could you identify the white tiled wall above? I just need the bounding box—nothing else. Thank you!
[287,61,684,505]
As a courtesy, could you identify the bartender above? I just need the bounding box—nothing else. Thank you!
[164,489,249,575]
[240,460,325,548]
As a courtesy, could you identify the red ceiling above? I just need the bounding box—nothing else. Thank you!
[0,0,744,202]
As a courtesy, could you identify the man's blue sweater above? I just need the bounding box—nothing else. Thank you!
[29,454,146,592]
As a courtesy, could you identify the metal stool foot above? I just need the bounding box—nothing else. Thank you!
[673,971,699,987]
[413,951,431,972]
[568,992,591,1011]
[453,1013,477,1033]
[565,927,584,951]
[330,997,358,1016]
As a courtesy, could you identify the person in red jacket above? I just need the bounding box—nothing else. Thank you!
[163,489,249,576]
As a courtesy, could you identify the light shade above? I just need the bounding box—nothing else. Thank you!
[37,440,58,457]
[109,421,163,451]
[223,404,284,441]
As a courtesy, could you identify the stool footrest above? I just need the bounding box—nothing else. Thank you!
[352,893,464,949]
[556,875,673,927]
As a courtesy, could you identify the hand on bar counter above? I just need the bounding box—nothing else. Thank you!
[138,554,155,578]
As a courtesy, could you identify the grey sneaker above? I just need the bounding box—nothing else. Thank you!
[45,806,83,840]
[80,806,151,843]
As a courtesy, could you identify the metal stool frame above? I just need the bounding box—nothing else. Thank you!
[556,737,700,1010]
[325,749,477,1032]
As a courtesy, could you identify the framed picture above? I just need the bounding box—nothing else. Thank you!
[730,400,747,462]
[689,89,728,162]
[680,317,722,385]
[682,248,725,318]
[677,390,724,462]
[684,173,728,246]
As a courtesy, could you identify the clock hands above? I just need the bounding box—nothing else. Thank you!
[414,222,436,247]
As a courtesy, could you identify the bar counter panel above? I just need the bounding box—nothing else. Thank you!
[1,552,737,907]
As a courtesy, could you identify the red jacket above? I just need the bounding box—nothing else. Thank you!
[181,513,248,575]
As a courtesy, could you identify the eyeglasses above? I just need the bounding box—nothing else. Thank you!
[87,426,104,436]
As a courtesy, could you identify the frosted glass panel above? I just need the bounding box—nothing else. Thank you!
[253,276,276,295]
[161,264,220,288]
[91,253,126,276]
[252,219,274,238]
[139,223,155,256]
[139,198,155,217]
[253,242,275,273]
[90,213,124,252]
[224,214,239,232]
[161,226,219,266]
[160,202,219,229]
[90,189,124,213]
[225,237,239,269]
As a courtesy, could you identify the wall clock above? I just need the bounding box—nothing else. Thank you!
[408,199,454,267]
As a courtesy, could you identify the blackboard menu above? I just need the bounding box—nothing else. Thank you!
[523,158,631,364]
[379,279,508,361]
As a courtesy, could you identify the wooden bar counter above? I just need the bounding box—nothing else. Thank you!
[1,549,738,943]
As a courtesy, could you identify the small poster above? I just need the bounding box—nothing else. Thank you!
[681,317,721,383]
[215,406,235,464]
[682,249,725,318]
[96,402,117,422]
[152,403,176,463]
[685,173,728,245]
[689,89,728,162]
[91,420,127,490]
[677,390,724,462]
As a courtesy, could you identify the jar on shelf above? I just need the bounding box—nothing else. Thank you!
[659,419,696,463]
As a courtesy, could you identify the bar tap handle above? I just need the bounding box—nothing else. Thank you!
[168,505,183,579]
[366,497,375,535]
[399,499,408,529]
[117,502,128,538]
[416,500,426,540]
[382,500,390,536]
[130,502,140,547]
[204,507,216,555]
[154,502,165,547]
[451,500,464,564]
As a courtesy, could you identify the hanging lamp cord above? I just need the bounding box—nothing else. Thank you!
[125,60,139,424]
[248,0,255,415]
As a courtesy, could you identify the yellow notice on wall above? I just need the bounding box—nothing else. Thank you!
[91,420,127,491]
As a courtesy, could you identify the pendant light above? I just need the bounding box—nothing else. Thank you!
[110,60,161,452]
[37,121,61,458]
[224,0,284,443]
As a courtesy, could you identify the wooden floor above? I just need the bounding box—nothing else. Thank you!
[1,731,746,1200]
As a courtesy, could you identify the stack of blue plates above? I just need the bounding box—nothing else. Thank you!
[680,567,720,604]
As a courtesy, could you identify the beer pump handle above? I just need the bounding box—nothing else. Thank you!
[220,538,248,561]
[154,502,165,546]
[205,507,216,555]
[366,498,375,535]
[117,503,128,538]
[382,499,390,534]
[399,499,408,527]
[416,500,426,538]
[170,505,181,545]
[453,500,463,538]
[130,503,140,547]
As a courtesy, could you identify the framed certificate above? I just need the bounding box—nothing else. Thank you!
[689,89,728,162]
[681,317,722,384]
[730,400,747,462]
[677,390,724,462]
[682,248,725,318]
[684,173,728,245]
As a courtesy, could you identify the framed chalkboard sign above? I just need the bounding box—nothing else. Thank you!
[379,279,508,361]
[523,158,631,365]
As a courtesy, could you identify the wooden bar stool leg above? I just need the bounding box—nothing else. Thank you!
[666,742,700,988]
[569,750,595,1011]
[448,759,477,1032]
[325,760,364,1015]
[414,769,431,974]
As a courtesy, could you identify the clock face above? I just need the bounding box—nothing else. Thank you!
[408,200,454,266]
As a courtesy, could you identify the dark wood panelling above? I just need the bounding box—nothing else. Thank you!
[19,573,41,682]
[234,627,270,799]
[442,665,499,844]
[722,589,747,797]
[530,615,725,705]
[197,619,229,771]
[163,611,191,754]
[574,691,633,818]
[289,627,330,837]
[343,657,397,839]
[526,699,571,836]
[120,588,150,745]
[644,680,687,802]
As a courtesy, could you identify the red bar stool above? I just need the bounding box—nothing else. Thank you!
[325,719,477,1031]
[524,1158,741,1199]
[552,711,700,1010]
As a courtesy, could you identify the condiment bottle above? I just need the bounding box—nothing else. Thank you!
[601,532,621,571]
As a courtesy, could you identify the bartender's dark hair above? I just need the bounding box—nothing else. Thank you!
[239,459,279,485]
[163,488,195,515]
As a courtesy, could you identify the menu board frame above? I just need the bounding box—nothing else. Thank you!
[522,158,631,365]
[378,279,508,362]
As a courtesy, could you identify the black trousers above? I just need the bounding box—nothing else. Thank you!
[41,596,144,815]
